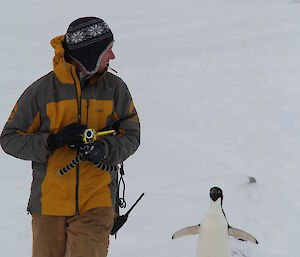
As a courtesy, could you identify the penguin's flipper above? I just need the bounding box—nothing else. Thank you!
[172,224,200,239]
[228,226,258,244]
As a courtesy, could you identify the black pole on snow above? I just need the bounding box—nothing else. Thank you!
[111,193,145,236]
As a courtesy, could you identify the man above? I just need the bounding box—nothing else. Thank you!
[0,17,140,257]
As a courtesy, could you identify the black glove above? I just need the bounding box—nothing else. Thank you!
[80,140,106,163]
[47,123,86,151]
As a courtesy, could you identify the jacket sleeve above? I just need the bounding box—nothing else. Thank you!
[0,82,51,163]
[101,81,140,165]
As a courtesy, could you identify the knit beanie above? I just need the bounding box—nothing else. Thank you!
[65,17,114,75]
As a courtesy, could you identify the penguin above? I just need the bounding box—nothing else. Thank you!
[172,187,258,257]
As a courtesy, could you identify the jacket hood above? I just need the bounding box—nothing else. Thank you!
[50,35,77,84]
[50,35,107,85]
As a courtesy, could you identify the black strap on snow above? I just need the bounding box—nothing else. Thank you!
[113,163,126,238]
[117,163,126,209]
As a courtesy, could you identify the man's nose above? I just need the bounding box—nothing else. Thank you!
[110,50,115,59]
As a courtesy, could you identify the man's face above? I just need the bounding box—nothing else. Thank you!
[98,44,115,74]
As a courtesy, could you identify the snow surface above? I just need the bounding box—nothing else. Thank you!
[1,0,300,256]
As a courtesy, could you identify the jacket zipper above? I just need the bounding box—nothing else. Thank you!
[86,98,90,128]
[70,68,82,215]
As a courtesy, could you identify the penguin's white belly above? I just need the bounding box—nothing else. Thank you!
[196,215,230,257]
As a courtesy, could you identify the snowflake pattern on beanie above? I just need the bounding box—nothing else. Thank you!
[66,21,111,47]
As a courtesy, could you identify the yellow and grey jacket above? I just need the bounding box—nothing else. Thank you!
[0,35,140,216]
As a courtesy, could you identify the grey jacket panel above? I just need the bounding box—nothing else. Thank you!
[27,161,49,213]
[0,75,52,163]
[99,73,140,165]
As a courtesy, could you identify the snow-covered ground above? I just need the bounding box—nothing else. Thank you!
[0,0,300,256]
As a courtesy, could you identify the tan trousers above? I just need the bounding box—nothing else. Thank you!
[32,207,115,257]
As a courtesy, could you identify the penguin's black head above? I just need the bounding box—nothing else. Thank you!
[210,187,223,202]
